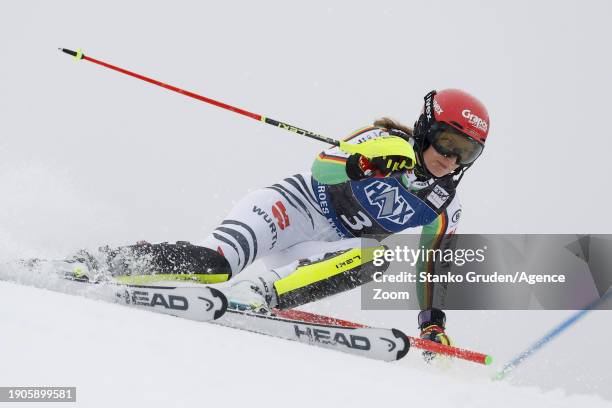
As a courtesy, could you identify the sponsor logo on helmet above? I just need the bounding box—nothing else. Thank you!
[462,109,488,132]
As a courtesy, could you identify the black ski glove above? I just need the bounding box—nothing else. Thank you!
[346,154,412,180]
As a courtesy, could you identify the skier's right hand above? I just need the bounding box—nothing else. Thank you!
[370,155,413,174]
[346,153,412,180]
[344,135,415,180]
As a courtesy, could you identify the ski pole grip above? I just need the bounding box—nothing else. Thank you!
[59,48,84,61]
[60,48,77,57]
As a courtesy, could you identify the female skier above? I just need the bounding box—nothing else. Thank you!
[67,88,490,359]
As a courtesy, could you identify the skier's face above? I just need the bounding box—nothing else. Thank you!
[423,145,460,177]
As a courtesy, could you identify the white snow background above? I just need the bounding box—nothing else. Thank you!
[1,1,611,407]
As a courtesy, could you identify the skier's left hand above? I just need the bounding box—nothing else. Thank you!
[418,308,452,363]
[420,324,452,363]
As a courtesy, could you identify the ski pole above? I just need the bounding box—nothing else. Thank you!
[58,48,406,161]
[59,48,339,146]
[275,308,492,365]
[494,290,612,380]
[408,336,492,365]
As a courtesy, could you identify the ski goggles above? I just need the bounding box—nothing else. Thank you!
[427,123,484,165]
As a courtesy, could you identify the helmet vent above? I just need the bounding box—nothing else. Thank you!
[450,121,464,129]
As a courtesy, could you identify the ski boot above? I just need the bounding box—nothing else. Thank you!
[61,248,111,282]
[19,250,106,283]
[223,271,280,314]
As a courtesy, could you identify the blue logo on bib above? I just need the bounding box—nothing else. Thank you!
[351,178,438,232]
[364,181,415,224]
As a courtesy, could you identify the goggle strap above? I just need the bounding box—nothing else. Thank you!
[422,90,438,130]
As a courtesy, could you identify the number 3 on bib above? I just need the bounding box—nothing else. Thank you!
[340,211,373,231]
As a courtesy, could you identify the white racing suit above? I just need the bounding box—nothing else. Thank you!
[196,125,462,310]
[198,174,344,276]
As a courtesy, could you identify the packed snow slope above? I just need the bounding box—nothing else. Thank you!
[0,279,610,408]
[1,1,612,407]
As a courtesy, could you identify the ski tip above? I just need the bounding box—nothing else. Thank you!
[391,328,410,360]
[208,286,228,320]
[485,355,493,365]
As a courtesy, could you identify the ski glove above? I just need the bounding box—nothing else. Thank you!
[346,154,413,180]
[418,308,452,363]
[344,135,416,181]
